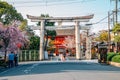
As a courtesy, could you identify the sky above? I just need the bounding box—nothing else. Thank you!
[3,0,120,33]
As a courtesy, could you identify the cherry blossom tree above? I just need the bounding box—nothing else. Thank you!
[0,22,27,60]
[62,36,76,55]
[62,36,75,49]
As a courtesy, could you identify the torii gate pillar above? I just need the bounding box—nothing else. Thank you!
[75,21,81,60]
[39,20,45,60]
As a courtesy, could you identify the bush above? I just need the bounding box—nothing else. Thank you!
[0,60,8,67]
[107,52,116,61]
[107,52,115,54]
[112,55,120,63]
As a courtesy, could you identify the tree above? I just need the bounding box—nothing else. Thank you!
[47,39,55,52]
[28,36,40,50]
[18,19,27,31]
[112,23,120,33]
[97,31,109,42]
[112,23,120,42]
[0,22,27,60]
[37,14,56,51]
[114,36,120,42]
[62,36,75,49]
[0,1,23,25]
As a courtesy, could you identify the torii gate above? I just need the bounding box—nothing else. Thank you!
[27,14,94,60]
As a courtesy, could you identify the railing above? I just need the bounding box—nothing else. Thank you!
[18,50,39,62]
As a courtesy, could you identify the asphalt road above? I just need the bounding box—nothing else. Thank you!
[0,60,120,80]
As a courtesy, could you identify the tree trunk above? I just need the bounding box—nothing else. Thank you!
[44,32,48,51]
[4,49,7,62]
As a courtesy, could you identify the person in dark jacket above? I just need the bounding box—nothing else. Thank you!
[14,52,18,66]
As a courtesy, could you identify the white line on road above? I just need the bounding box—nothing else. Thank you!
[23,63,39,74]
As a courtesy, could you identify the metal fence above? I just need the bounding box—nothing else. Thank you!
[18,50,39,62]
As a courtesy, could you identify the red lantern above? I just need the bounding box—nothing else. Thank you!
[17,43,22,48]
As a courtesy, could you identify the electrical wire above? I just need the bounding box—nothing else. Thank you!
[8,0,74,4]
[91,12,114,25]
[6,0,118,25]
[8,0,95,4]
[7,0,96,7]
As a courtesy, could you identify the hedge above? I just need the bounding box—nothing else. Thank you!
[107,52,116,61]
[112,55,120,63]
[0,60,8,67]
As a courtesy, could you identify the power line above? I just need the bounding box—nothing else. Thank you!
[7,0,113,25]
[8,0,74,4]
[7,0,96,7]
[8,0,95,4]
[91,12,115,25]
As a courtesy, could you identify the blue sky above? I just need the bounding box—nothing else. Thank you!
[4,0,120,33]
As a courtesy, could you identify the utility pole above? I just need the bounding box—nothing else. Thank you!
[111,0,119,24]
[115,0,118,23]
[112,11,115,26]
[111,0,119,53]
[108,12,111,52]
[114,0,119,53]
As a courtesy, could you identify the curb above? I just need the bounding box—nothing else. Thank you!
[109,61,120,67]
[19,60,98,65]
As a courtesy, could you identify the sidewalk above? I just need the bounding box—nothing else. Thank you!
[19,59,98,65]
[0,66,8,72]
[18,56,98,65]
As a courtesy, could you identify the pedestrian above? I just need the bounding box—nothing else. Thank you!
[59,52,63,61]
[8,51,15,68]
[14,52,18,66]
[63,52,66,61]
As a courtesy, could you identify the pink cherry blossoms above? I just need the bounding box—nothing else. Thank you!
[0,22,27,52]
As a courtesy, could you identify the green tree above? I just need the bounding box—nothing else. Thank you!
[37,14,54,26]
[97,31,108,42]
[112,23,120,33]
[0,1,23,25]
[29,36,40,50]
[19,19,27,31]
[47,39,55,52]
[114,36,120,42]
[112,23,120,42]
[37,14,56,51]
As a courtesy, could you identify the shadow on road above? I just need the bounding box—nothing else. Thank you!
[0,62,120,77]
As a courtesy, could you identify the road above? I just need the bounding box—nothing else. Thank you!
[0,60,120,80]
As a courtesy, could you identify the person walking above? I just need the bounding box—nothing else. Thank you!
[8,51,15,68]
[14,52,18,66]
[63,52,66,61]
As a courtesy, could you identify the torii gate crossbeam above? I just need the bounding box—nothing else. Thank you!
[29,25,91,30]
